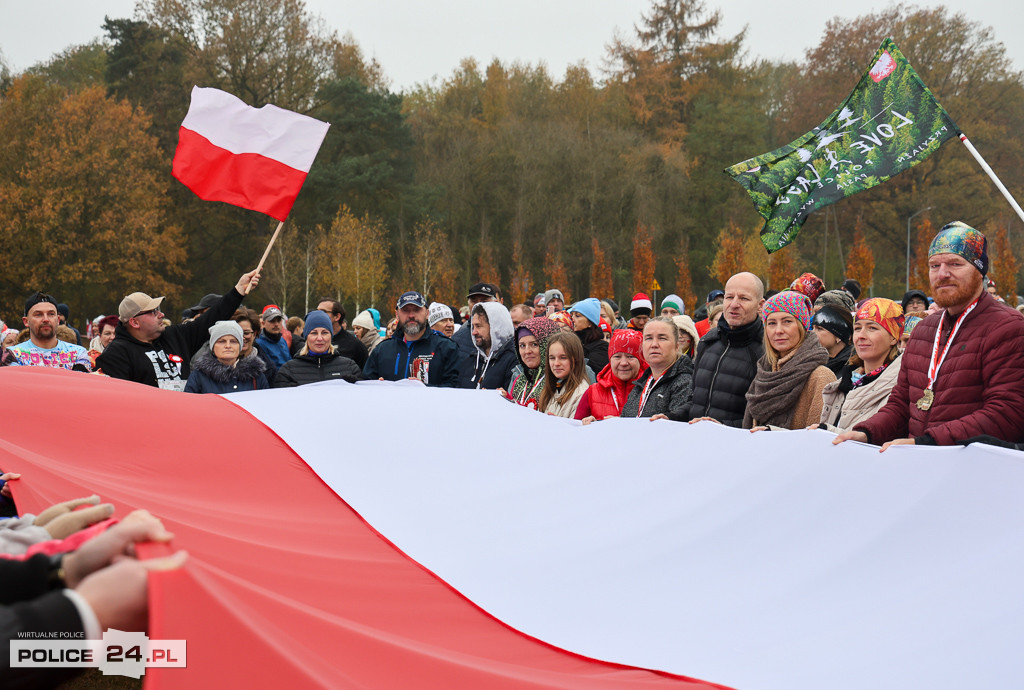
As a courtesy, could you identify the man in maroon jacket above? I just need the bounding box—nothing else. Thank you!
[835,221,1024,450]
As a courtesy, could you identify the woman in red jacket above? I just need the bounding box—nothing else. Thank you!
[577,329,648,423]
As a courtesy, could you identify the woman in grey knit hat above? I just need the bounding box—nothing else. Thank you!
[184,320,269,394]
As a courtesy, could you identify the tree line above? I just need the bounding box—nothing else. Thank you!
[0,1,1021,325]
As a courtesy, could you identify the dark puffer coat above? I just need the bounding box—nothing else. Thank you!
[620,355,694,419]
[184,351,269,394]
[582,335,610,373]
[855,291,1024,445]
[273,350,361,387]
[682,317,764,426]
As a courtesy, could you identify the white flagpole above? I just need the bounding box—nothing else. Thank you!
[959,134,1024,224]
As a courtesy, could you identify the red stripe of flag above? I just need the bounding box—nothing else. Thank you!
[171,127,308,222]
[0,368,727,690]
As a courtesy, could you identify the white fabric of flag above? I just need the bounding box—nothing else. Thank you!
[229,380,1024,690]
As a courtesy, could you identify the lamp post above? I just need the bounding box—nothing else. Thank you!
[906,207,933,292]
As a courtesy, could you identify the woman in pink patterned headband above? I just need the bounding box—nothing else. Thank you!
[743,291,835,430]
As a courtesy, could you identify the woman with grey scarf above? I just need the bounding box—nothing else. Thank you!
[743,291,835,430]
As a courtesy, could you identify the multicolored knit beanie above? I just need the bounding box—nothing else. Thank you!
[761,291,813,331]
[929,221,988,275]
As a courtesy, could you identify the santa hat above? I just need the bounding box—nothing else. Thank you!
[630,293,653,317]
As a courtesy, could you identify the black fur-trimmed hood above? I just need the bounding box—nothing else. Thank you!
[192,351,266,383]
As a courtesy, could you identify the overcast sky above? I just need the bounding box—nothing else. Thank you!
[1,1,1021,91]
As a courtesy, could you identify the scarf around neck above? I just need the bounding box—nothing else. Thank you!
[744,331,827,428]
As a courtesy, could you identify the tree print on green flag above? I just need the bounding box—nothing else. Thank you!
[726,38,960,253]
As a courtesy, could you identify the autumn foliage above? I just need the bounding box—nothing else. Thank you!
[544,248,570,304]
[709,223,745,287]
[990,224,1019,302]
[768,246,798,292]
[6,2,1024,325]
[673,236,697,313]
[0,77,187,319]
[317,206,390,312]
[632,224,656,295]
[845,227,876,292]
[508,240,531,306]
[590,239,614,300]
[477,243,501,289]
[911,217,935,291]
[410,218,459,305]
[741,230,769,283]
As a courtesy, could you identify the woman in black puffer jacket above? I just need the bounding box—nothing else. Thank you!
[273,311,361,387]
[620,317,693,419]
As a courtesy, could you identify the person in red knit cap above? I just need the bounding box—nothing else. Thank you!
[788,272,825,305]
[577,329,648,423]
[628,293,652,331]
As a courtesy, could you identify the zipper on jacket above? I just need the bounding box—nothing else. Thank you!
[703,341,730,416]
[406,340,416,379]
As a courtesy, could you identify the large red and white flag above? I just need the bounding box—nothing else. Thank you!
[172,86,329,221]
[2,368,1023,689]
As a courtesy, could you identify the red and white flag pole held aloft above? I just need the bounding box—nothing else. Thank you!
[171,86,330,291]
[959,134,1024,225]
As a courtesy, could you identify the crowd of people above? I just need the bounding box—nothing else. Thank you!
[2,220,1024,682]
[3,221,1024,451]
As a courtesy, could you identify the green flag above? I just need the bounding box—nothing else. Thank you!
[726,38,960,253]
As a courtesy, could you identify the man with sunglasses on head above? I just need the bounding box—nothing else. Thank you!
[96,270,260,390]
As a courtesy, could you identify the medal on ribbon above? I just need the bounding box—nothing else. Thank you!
[918,299,979,413]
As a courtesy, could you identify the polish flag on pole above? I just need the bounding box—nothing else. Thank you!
[172,86,329,222]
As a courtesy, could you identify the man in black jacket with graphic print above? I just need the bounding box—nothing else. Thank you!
[96,270,260,390]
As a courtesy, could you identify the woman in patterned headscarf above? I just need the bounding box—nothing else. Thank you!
[744,291,836,430]
[818,298,905,432]
[503,317,561,410]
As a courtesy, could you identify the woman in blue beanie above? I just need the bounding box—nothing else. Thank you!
[569,298,609,373]
[273,311,362,387]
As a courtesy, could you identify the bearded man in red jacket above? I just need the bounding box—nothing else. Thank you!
[835,221,1024,450]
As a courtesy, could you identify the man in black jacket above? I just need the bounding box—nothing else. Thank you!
[364,291,460,387]
[683,272,766,426]
[316,298,368,369]
[95,270,259,390]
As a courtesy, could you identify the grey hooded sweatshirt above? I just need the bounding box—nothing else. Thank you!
[457,302,518,390]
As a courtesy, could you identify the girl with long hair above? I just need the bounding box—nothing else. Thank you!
[537,331,590,418]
